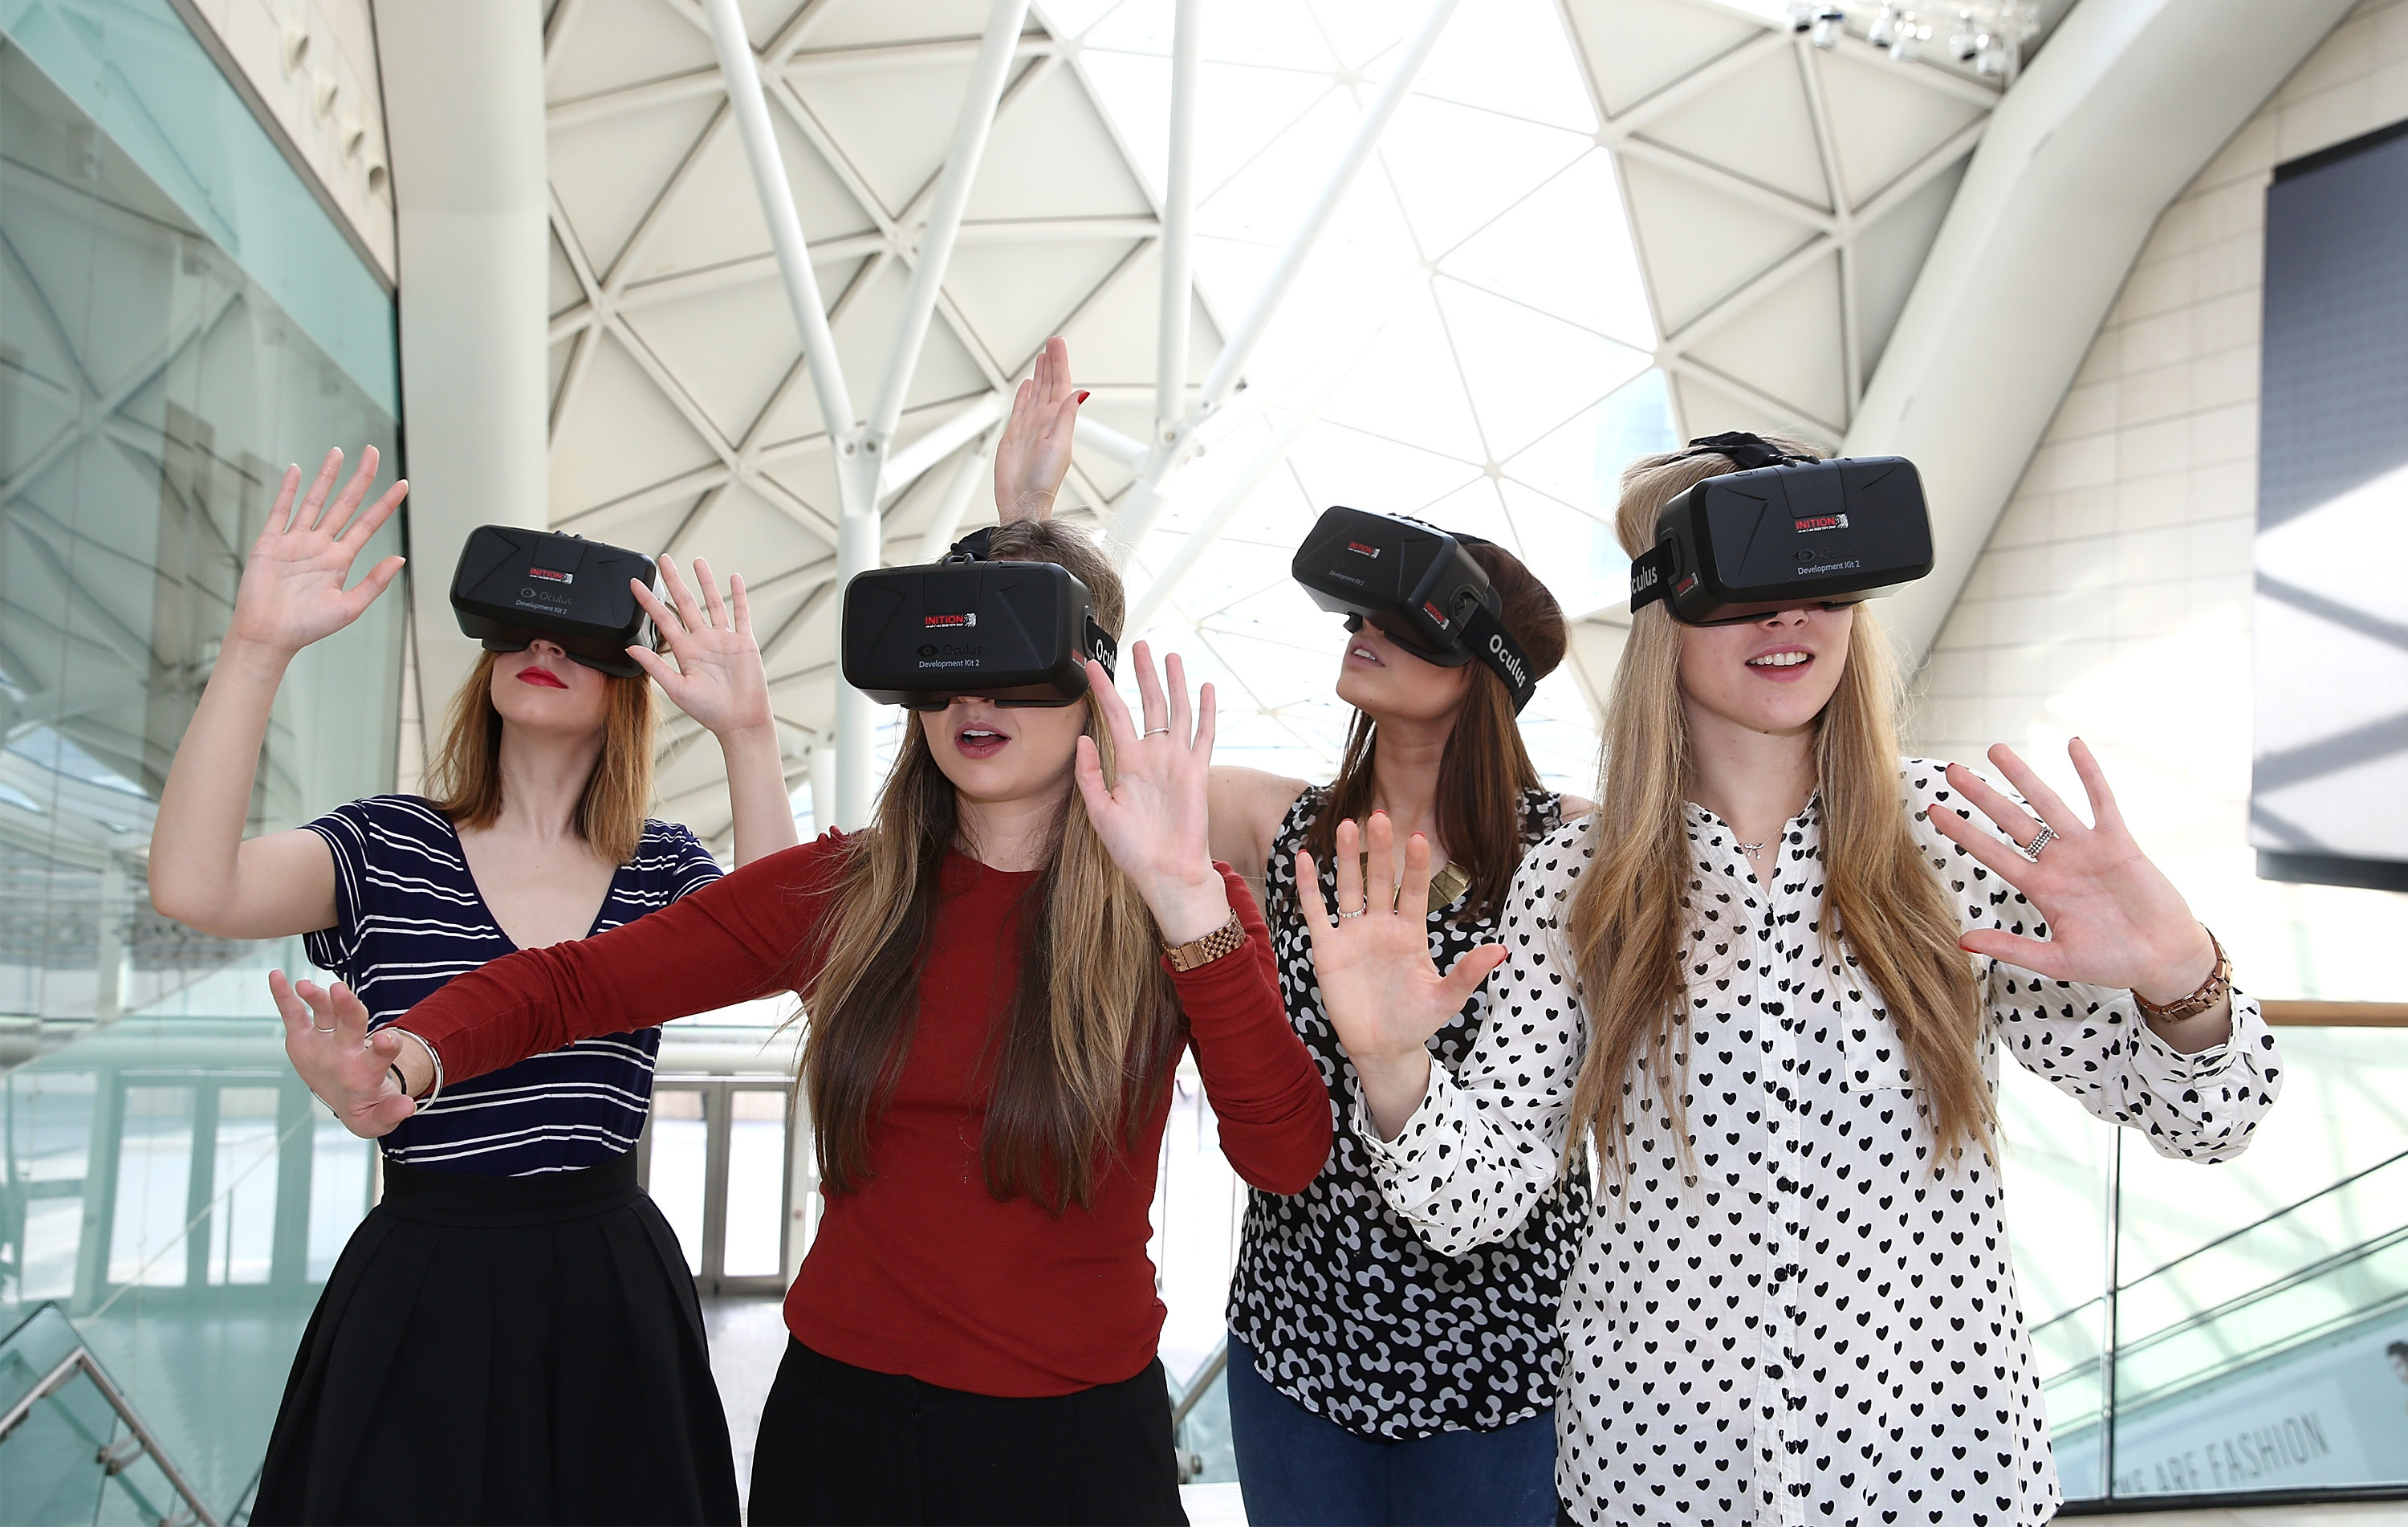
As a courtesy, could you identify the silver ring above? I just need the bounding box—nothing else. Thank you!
[2024,822,2056,861]
[1143,726,1170,738]
[1337,906,1368,920]
[312,1025,337,1034]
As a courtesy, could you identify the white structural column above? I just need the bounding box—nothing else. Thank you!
[700,0,1025,827]
[1106,0,1464,567]
[1153,0,1202,444]
[700,0,877,825]
[1848,0,2357,665]
[374,0,550,719]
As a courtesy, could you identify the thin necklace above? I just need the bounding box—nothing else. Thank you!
[1735,838,1766,854]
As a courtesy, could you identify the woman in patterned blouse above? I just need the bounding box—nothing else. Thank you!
[1292,435,2283,1526]
[995,340,1593,1525]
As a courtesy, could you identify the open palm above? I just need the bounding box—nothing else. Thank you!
[1073,641,1214,895]
[994,335,1083,522]
[626,556,771,738]
[229,447,408,654]
[1298,813,1506,1069]
[1928,740,2217,1001]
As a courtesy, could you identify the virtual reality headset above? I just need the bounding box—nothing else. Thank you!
[840,529,1118,711]
[450,526,657,678]
[1629,433,1934,626]
[1291,507,1540,713]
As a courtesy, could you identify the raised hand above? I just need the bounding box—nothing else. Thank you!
[228,447,408,655]
[625,556,771,739]
[1930,740,2219,1006]
[271,969,416,1138]
[1072,641,1229,944]
[1298,813,1507,1073]
[994,335,1084,523]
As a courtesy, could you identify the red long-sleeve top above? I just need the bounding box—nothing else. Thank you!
[393,831,1331,1397]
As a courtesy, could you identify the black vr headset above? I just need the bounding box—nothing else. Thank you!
[450,526,657,678]
[1629,433,1935,625]
[840,527,1118,711]
[1291,507,1540,714]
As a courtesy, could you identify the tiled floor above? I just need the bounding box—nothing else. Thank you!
[701,1296,791,1505]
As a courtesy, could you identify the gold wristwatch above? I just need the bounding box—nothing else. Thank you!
[1165,910,1245,971]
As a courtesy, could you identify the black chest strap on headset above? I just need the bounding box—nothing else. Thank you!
[1459,601,1540,714]
[1441,529,1541,715]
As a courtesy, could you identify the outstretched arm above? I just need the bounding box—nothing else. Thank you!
[150,449,407,939]
[277,837,846,1132]
[1918,746,2281,1160]
[628,556,798,867]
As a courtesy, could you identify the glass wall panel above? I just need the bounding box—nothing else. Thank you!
[0,0,401,1517]
[649,1087,709,1277]
[0,28,402,1036]
[2101,1026,2408,1500]
[722,1089,787,1279]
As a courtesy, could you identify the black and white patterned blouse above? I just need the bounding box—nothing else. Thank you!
[1358,762,2283,1524]
[1226,785,1592,1439]
[303,796,722,1177]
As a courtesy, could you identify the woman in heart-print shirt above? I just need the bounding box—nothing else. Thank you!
[1293,434,2283,1525]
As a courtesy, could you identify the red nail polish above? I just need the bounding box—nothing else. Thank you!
[1076,391,1090,403]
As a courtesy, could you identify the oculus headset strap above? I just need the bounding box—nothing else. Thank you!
[1441,529,1541,713]
[1628,432,1812,614]
[944,525,1119,678]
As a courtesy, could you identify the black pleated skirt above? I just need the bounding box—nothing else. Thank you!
[251,1152,740,1525]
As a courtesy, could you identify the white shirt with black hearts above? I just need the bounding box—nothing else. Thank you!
[1356,761,2284,1527]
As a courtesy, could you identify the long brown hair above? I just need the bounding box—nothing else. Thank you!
[1562,440,1990,1175]
[1304,543,1568,917]
[423,649,656,865]
[798,521,1184,1214]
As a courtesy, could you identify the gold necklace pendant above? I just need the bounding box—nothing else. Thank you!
[1359,853,1471,914]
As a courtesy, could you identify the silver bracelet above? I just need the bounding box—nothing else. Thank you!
[388,1027,445,1106]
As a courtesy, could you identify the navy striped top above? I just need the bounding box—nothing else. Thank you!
[303,795,722,1176]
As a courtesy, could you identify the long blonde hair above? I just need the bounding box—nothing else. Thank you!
[423,650,656,865]
[797,521,1183,1214]
[1563,439,1990,1173]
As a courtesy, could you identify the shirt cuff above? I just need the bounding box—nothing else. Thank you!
[1349,1058,1460,1179]
[2124,985,2261,1084]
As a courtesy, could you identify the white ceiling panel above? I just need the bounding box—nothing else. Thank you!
[1620,154,1821,333]
[1577,0,1760,114]
[1636,46,1830,210]
[536,0,2036,845]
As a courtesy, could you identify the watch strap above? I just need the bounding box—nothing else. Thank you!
[1164,910,1246,972]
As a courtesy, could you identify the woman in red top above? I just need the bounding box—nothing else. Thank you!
[276,519,1332,1526]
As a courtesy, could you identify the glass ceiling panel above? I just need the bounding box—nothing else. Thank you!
[1053,0,1676,788]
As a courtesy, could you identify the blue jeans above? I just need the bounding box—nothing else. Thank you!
[1225,1334,1557,1526]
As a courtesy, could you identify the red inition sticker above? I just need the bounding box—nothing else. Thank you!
[923,613,977,628]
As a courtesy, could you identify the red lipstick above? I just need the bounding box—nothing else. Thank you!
[517,666,569,690]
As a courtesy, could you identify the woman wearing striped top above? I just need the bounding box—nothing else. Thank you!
[148,448,795,1524]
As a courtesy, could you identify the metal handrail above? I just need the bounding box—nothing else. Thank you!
[0,1341,221,1527]
[1170,1340,1229,1431]
[2026,1143,2408,1343]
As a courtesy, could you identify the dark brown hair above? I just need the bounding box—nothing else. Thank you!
[423,650,656,865]
[1303,542,1568,918]
[796,520,1184,1214]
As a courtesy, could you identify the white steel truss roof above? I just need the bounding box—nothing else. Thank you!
[540,0,2064,847]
